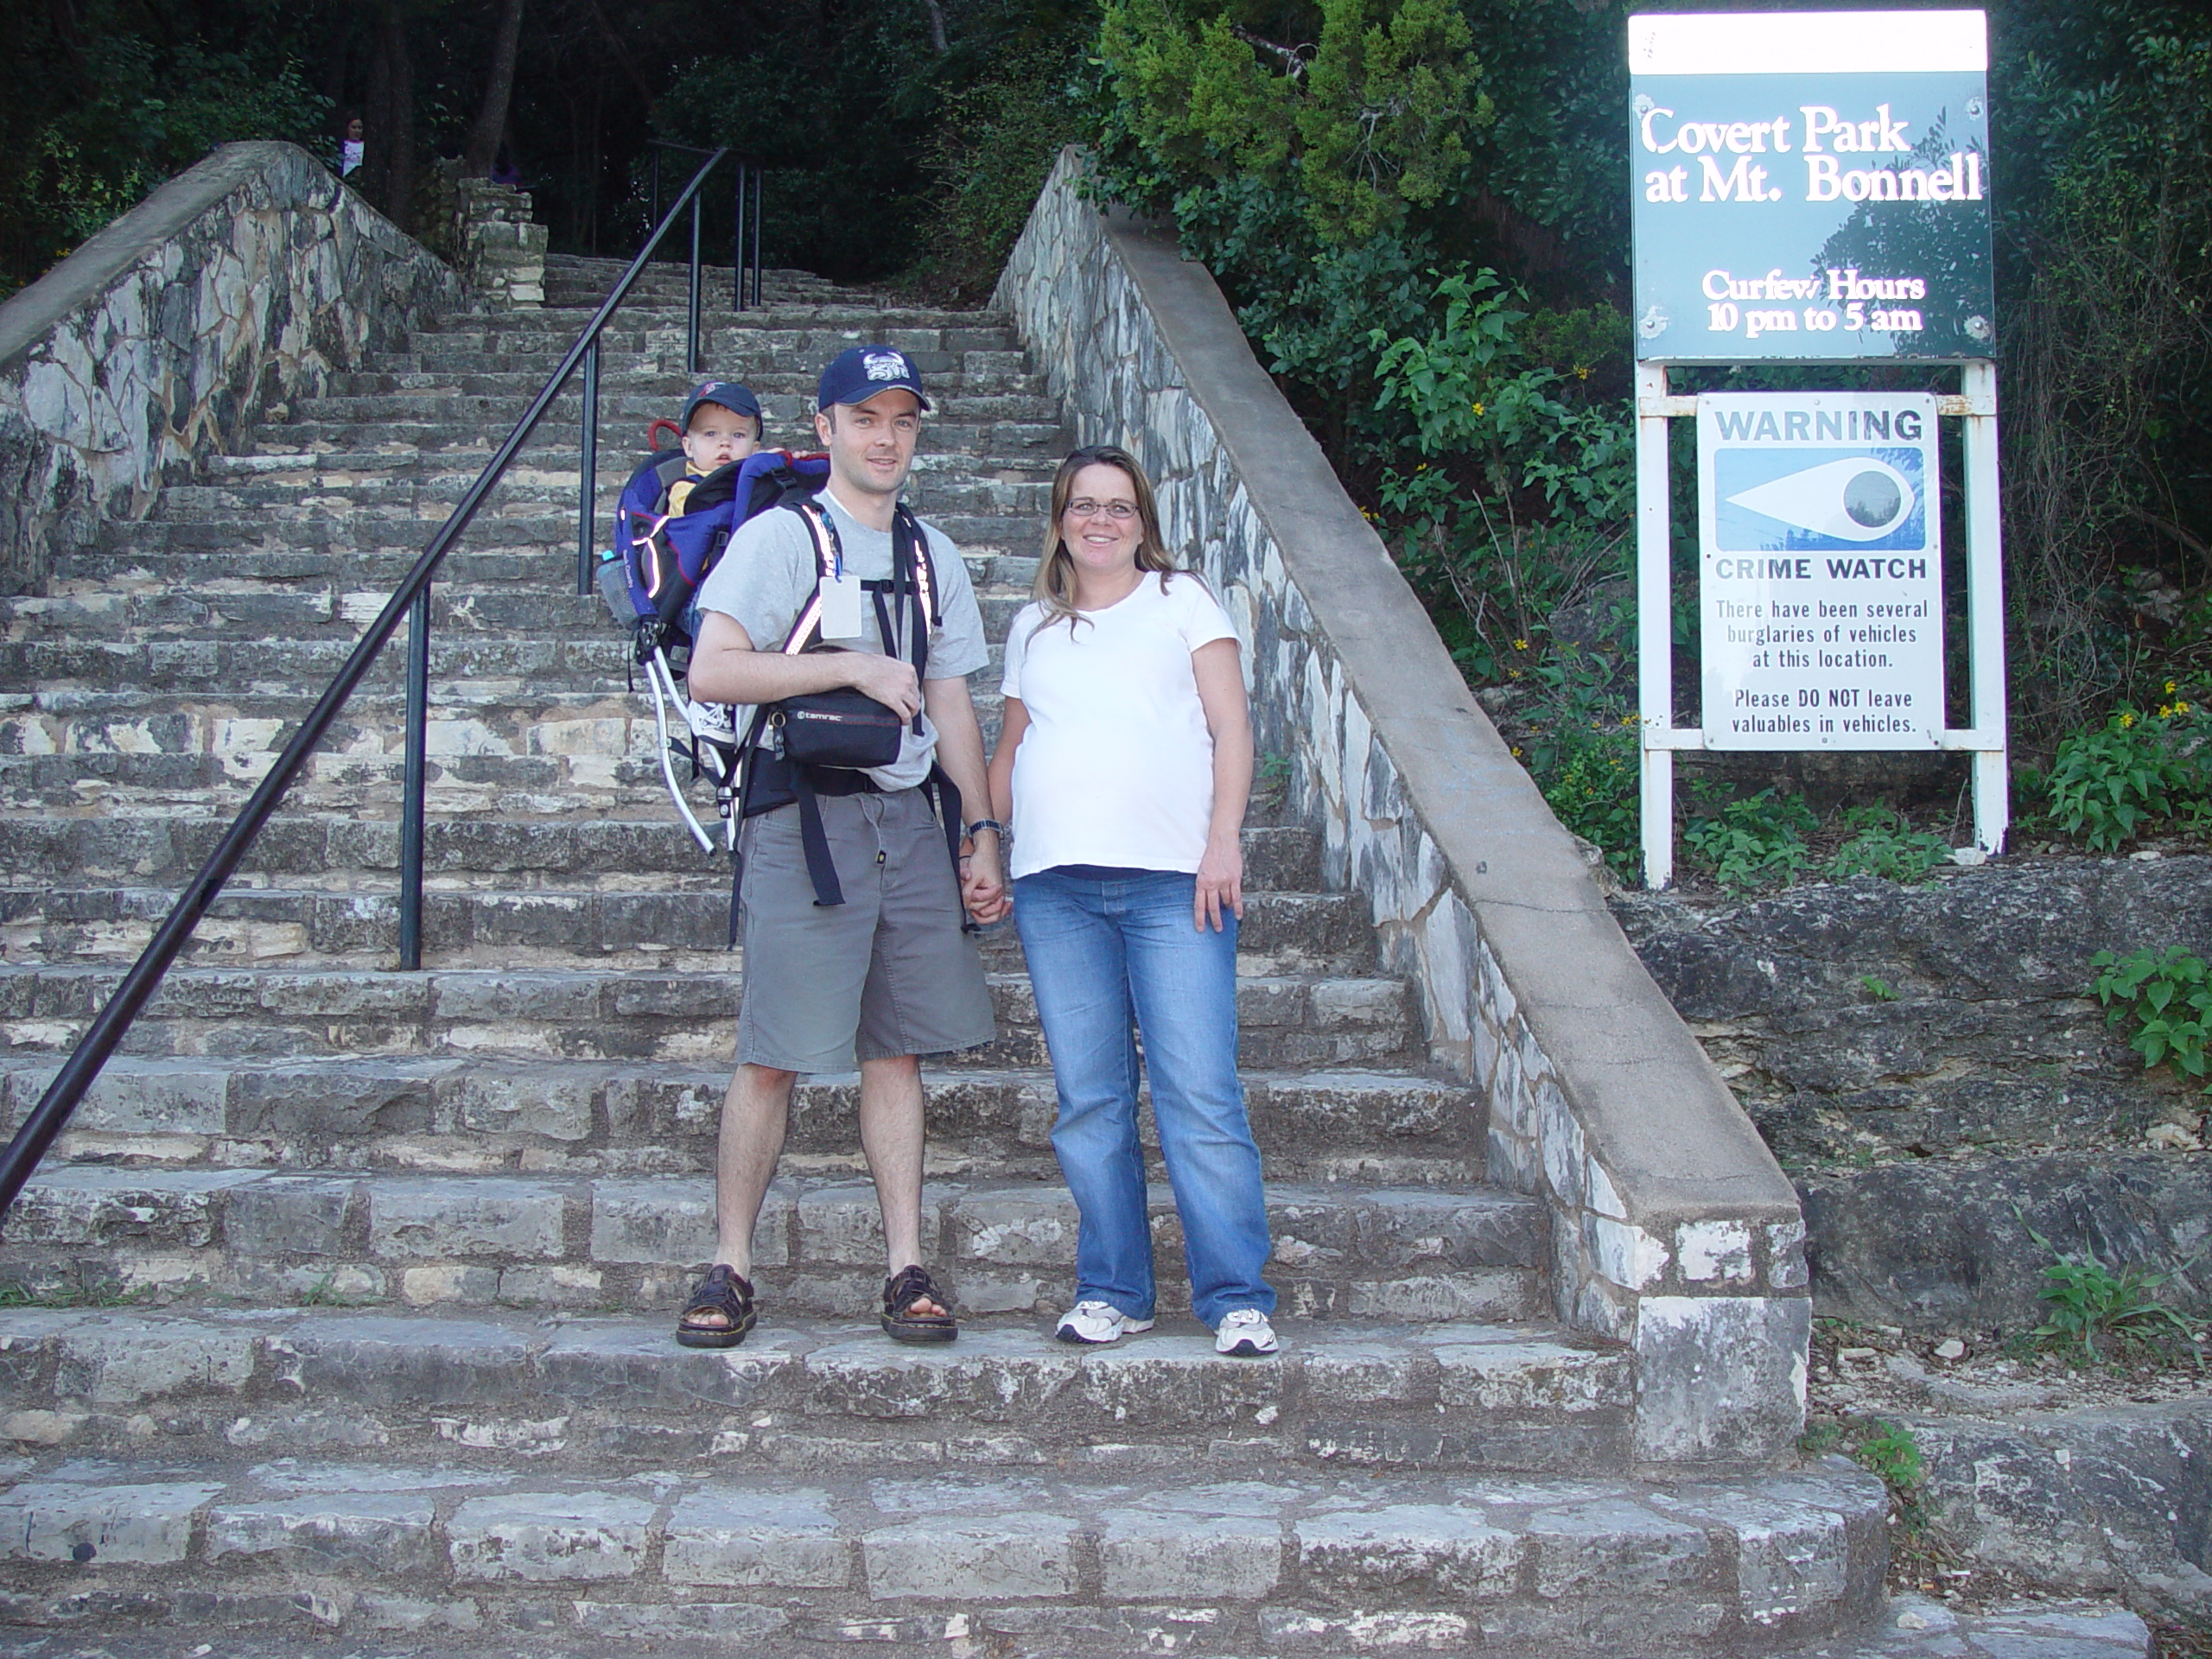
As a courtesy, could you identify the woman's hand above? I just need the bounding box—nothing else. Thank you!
[1194,836,1244,931]
[961,831,1011,925]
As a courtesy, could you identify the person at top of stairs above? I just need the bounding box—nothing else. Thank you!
[673,345,1007,1351]
[990,443,1280,1360]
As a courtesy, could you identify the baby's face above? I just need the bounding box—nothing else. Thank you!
[683,404,760,473]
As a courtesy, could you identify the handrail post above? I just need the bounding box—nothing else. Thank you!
[650,149,661,239]
[749,165,763,308]
[688,190,703,376]
[398,588,431,970]
[576,338,600,596]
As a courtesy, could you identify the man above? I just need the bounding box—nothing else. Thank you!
[674,346,1006,1349]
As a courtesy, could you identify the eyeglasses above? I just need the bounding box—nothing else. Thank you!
[1064,499,1138,521]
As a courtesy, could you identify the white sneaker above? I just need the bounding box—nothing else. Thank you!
[1214,1308,1280,1357]
[687,699,738,749]
[1055,1300,1154,1345]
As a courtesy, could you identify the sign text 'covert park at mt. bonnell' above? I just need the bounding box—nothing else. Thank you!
[1629,10,1993,362]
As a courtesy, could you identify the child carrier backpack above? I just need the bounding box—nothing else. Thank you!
[599,442,830,851]
[598,442,968,940]
[723,499,968,942]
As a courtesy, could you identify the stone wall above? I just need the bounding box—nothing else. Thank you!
[995,149,1809,1467]
[1619,858,2212,1331]
[0,140,457,596]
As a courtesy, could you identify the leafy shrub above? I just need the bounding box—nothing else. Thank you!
[2090,944,2212,1090]
[1514,650,1640,880]
[1685,790,1815,893]
[1826,804,1953,884]
[2018,1212,2199,1361]
[2042,703,2211,851]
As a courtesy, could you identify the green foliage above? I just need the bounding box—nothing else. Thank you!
[912,46,1093,298]
[0,1278,148,1310]
[9,33,327,270]
[2018,1212,2199,1360]
[1097,0,1488,242]
[1514,648,1639,880]
[1827,805,1953,885]
[1860,975,1900,1002]
[2041,704,2211,852]
[1685,790,1815,893]
[1854,1419,1926,1497]
[2090,944,2212,1090]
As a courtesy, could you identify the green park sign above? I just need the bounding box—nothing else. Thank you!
[1629,10,1993,362]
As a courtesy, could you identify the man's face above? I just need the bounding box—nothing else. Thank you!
[682,403,760,474]
[815,389,921,499]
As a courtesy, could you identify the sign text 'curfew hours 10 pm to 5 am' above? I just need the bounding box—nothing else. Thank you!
[1630,11,1993,361]
[1699,391,1943,749]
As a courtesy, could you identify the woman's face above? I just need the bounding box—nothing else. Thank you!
[1059,462,1144,575]
[346,118,363,141]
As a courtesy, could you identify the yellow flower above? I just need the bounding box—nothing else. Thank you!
[2181,702,2194,715]
[2120,711,2138,728]
[1512,638,1529,652]
[1510,745,1523,757]
[2159,704,2174,718]
[1573,363,1592,380]
[2166,680,2177,694]
[1471,401,1485,416]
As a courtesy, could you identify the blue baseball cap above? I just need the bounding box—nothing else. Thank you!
[817,346,932,413]
[682,381,763,429]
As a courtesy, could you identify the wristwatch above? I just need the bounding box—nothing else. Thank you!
[963,819,1006,840]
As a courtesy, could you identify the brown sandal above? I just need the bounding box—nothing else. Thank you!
[677,1264,757,1349]
[880,1264,958,1344]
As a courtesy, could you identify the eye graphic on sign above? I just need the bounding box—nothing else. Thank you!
[1725,457,1917,543]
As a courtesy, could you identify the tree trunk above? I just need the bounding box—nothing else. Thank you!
[919,0,948,54]
[377,0,417,231]
[462,0,529,177]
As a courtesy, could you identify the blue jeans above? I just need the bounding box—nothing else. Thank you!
[1013,866,1274,1325]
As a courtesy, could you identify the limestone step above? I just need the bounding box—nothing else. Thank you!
[0,1431,1889,1651]
[195,443,1059,485]
[137,472,1057,521]
[282,389,1061,428]
[0,962,1414,1080]
[0,1044,1469,1178]
[333,351,1031,392]
[54,541,1041,602]
[0,817,1321,892]
[0,881,1372,973]
[1,1164,1537,1326]
[233,416,1069,461]
[0,1306,1630,1476]
[0,577,1037,644]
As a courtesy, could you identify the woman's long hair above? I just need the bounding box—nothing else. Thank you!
[1033,445,1177,630]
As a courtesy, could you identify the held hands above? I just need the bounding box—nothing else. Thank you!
[846,653,922,721]
[1194,836,1244,932]
[960,830,1010,925]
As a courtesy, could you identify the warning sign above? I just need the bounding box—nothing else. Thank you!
[1699,391,1943,748]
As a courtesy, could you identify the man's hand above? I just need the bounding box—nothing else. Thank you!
[1194,835,1244,932]
[844,652,922,721]
[960,830,1009,925]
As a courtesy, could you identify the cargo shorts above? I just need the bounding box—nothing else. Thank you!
[734,786,995,1075]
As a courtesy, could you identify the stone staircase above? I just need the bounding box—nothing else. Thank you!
[0,251,1893,1653]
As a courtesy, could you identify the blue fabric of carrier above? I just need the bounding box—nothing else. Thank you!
[726,499,961,943]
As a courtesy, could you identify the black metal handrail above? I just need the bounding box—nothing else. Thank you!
[646,139,766,328]
[0,145,734,1224]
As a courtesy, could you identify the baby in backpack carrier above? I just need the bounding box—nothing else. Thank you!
[667,380,764,512]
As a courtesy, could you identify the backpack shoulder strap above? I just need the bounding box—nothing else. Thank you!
[777,499,838,656]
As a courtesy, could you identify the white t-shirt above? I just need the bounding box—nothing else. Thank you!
[999,571,1236,880]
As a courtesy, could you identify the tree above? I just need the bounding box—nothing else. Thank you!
[462,0,528,176]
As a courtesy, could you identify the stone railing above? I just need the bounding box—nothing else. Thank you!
[997,149,1808,1467]
[0,141,457,596]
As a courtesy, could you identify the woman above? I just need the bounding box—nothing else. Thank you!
[987,445,1277,1357]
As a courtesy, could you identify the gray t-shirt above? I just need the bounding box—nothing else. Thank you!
[693,490,988,790]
